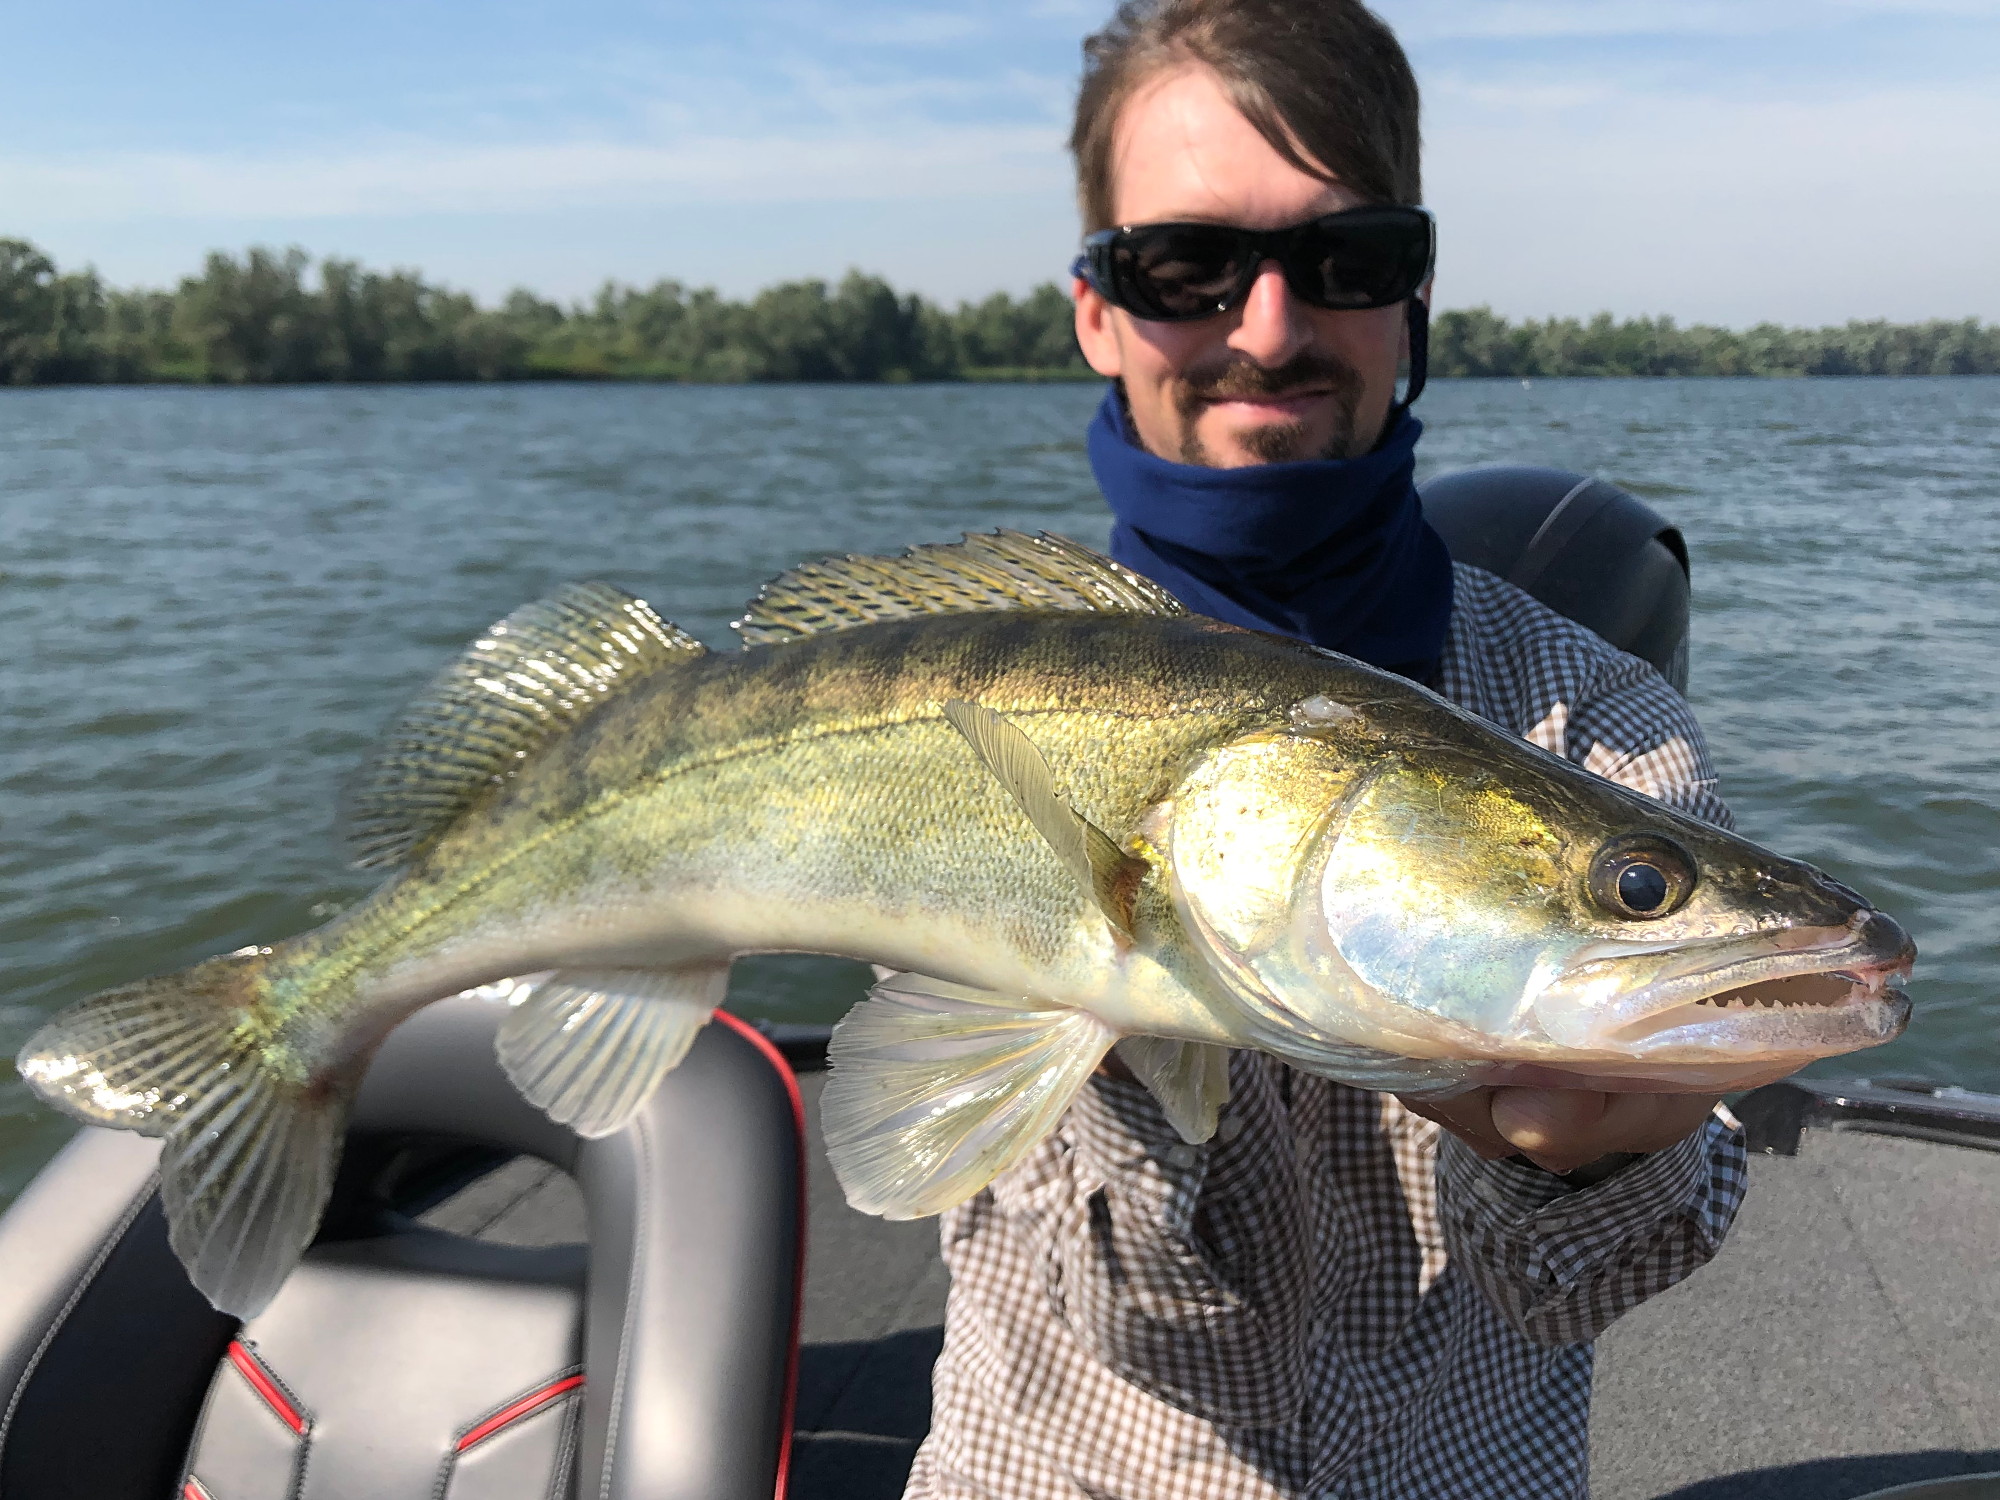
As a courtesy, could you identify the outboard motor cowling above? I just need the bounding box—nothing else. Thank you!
[1419,465,1692,692]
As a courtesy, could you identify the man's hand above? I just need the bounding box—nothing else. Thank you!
[1396,1087,1721,1177]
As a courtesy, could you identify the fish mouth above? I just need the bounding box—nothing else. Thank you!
[1534,909,1915,1061]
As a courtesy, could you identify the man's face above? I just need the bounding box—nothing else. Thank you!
[1074,64,1412,468]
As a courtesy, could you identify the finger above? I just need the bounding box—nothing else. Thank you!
[1396,1089,1515,1160]
[1489,1089,1612,1173]
[1598,1092,1723,1155]
[1492,1089,1720,1174]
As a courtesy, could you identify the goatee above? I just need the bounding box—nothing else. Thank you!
[1170,351,1365,466]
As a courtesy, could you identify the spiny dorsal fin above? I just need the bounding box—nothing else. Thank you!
[346,582,705,869]
[732,529,1185,645]
[941,699,1149,942]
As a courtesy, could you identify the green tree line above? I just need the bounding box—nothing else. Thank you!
[1431,306,2000,379]
[4,237,1995,385]
[0,239,1085,385]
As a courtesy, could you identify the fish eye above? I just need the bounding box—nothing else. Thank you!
[1588,835,1696,920]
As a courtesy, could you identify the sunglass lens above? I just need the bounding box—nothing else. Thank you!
[1114,226,1250,320]
[1291,212,1431,309]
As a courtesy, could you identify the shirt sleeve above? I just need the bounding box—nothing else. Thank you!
[1432,1108,1750,1347]
[1002,590,1746,1408]
[1526,646,1736,830]
[1013,1067,1315,1427]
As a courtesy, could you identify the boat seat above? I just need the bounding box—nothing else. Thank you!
[0,998,805,1500]
[180,1231,589,1500]
[1420,465,1693,692]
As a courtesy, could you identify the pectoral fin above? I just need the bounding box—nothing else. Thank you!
[496,965,727,1138]
[822,970,1117,1219]
[941,699,1148,941]
[1114,1037,1234,1144]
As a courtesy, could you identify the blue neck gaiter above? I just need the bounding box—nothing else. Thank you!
[1090,389,1454,681]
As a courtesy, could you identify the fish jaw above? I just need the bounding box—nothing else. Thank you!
[1519,908,1915,1081]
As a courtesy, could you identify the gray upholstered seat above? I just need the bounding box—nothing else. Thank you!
[0,997,804,1500]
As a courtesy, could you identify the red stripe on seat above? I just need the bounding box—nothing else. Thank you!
[183,1479,214,1500]
[456,1374,586,1453]
[226,1341,307,1435]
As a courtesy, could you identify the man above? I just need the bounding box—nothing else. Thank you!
[901,3,1747,1498]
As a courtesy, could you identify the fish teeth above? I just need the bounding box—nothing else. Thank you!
[1694,979,1857,1010]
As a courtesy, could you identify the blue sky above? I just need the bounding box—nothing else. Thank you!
[4,0,1997,324]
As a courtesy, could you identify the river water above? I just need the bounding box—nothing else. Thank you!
[2,377,1995,1202]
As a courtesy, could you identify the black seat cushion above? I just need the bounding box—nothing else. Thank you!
[180,1230,587,1500]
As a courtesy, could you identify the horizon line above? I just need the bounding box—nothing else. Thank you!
[7,235,1994,337]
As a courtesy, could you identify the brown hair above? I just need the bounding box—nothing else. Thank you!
[1070,0,1422,232]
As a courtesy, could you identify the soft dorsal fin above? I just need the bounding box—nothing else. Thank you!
[941,699,1149,942]
[732,529,1185,645]
[346,582,705,869]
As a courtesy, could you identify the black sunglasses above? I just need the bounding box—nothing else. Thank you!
[1074,205,1435,323]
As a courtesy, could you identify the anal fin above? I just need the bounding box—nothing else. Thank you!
[496,965,727,1138]
[823,970,1116,1219]
[1114,1037,1233,1144]
[940,700,1148,941]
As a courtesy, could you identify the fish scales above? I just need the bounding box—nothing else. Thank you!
[330,612,1291,988]
[15,531,1914,1313]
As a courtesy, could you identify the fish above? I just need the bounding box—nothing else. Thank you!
[15,531,1913,1316]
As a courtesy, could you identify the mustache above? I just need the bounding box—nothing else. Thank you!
[1174,350,1363,414]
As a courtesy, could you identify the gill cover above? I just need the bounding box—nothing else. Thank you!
[1315,755,1568,1038]
[1169,731,1355,961]
[1167,727,1563,1076]
[1162,727,1390,1048]
[1164,729,1489,1094]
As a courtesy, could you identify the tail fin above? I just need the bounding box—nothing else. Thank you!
[16,948,350,1318]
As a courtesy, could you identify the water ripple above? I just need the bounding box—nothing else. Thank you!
[1,376,1995,1204]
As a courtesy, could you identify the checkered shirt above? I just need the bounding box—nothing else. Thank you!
[902,564,1751,1500]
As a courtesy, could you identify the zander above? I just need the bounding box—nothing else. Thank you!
[16,532,1913,1315]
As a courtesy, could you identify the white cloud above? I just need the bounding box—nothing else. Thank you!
[0,125,1070,223]
[11,0,1997,323]
[1023,0,1107,19]
[1428,79,1616,111]
[1829,0,2000,14]
[1381,0,1995,42]
[765,57,1064,126]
